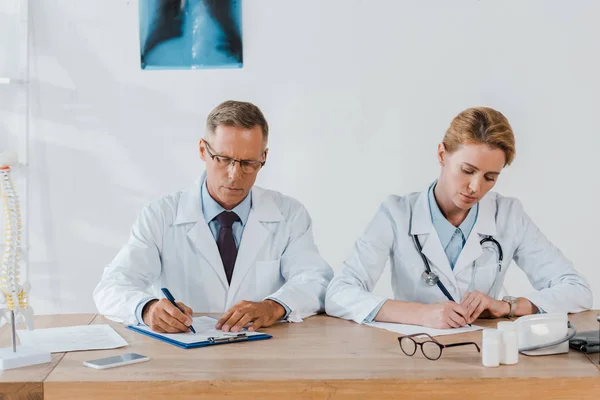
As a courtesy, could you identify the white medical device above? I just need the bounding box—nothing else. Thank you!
[515,313,576,356]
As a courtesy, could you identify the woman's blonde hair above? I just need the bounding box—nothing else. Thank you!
[443,107,515,166]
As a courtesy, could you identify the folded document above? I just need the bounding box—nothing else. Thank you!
[17,324,128,353]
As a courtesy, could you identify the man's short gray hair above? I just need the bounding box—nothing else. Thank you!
[206,100,269,142]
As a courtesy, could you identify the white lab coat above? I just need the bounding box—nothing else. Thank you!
[326,190,593,323]
[94,179,333,325]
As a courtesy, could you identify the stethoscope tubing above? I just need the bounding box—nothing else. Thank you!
[413,234,503,302]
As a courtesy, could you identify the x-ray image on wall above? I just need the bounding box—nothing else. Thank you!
[139,0,242,69]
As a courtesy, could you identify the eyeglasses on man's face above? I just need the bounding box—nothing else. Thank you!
[398,333,480,361]
[203,139,266,174]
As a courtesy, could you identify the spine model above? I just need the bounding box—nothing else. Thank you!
[0,152,33,330]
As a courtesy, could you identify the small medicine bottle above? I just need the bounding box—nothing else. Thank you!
[482,329,501,367]
[497,321,519,365]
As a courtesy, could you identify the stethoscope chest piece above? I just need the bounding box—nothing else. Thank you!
[422,270,439,286]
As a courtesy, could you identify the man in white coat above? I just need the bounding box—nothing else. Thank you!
[94,101,332,333]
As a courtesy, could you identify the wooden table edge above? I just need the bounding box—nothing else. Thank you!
[43,376,600,400]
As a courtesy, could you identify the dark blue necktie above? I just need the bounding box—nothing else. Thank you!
[215,211,240,285]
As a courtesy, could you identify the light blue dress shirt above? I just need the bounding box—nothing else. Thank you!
[200,178,252,247]
[427,182,478,269]
[364,182,478,323]
[135,179,290,324]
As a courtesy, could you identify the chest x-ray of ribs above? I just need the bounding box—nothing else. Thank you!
[141,0,242,66]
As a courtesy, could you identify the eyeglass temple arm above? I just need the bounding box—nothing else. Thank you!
[444,342,481,352]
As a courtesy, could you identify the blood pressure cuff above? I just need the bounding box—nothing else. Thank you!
[569,330,600,354]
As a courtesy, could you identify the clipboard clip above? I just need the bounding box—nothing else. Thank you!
[207,333,249,343]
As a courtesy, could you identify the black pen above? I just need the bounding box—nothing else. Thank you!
[161,287,196,333]
[439,288,472,327]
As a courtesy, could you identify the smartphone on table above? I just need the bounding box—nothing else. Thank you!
[83,353,150,369]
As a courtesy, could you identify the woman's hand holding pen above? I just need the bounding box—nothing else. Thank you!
[420,301,470,329]
[142,298,194,333]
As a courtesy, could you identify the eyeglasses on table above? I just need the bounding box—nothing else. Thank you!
[398,333,480,361]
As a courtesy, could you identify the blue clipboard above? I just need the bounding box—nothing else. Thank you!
[127,325,272,349]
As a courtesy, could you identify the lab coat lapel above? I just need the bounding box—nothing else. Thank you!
[227,187,283,301]
[410,190,459,290]
[453,194,497,276]
[175,178,228,289]
[451,229,482,277]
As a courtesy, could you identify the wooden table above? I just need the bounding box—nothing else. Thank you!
[0,312,598,399]
[0,314,96,400]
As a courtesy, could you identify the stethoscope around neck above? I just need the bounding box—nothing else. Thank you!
[412,234,504,302]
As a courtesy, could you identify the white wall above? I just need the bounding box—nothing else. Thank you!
[1,0,598,314]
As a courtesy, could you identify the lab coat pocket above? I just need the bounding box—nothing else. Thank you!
[255,259,283,296]
[470,247,501,295]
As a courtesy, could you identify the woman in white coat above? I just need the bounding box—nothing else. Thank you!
[326,107,592,328]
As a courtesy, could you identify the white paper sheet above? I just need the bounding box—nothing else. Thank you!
[132,316,265,344]
[17,324,128,353]
[366,321,485,337]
